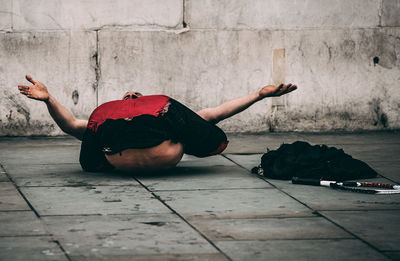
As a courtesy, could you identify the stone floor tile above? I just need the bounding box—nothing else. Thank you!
[21,186,171,215]
[0,171,8,182]
[225,153,398,188]
[268,176,396,189]
[189,216,351,240]
[178,155,235,167]
[0,182,30,211]
[0,145,80,165]
[369,161,400,183]
[0,237,68,261]
[280,182,400,210]
[225,144,400,184]
[0,136,80,148]
[137,165,270,191]
[224,133,305,154]
[0,211,49,236]
[299,132,400,145]
[224,154,263,172]
[43,214,218,257]
[321,210,400,251]
[226,146,400,181]
[71,253,229,261]
[337,144,400,163]
[3,163,140,187]
[0,134,398,260]
[217,239,389,261]
[156,188,312,219]
[382,251,400,261]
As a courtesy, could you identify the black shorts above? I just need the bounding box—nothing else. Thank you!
[162,99,228,157]
[79,98,228,172]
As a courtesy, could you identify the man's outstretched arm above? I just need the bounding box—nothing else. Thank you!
[197,83,297,124]
[18,75,88,140]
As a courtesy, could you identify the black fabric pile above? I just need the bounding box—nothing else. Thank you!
[251,141,378,181]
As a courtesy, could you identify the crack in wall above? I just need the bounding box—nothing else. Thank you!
[92,30,100,107]
[10,0,13,31]
[182,0,187,28]
[378,0,383,27]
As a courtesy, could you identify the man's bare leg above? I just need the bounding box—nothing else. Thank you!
[197,83,297,123]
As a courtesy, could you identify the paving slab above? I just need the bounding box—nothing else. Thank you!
[189,216,351,241]
[321,210,400,251]
[216,239,388,261]
[224,154,263,172]
[71,253,228,261]
[0,171,8,182]
[342,143,400,163]
[224,133,305,154]
[0,211,49,236]
[21,186,171,216]
[3,163,140,187]
[383,251,400,261]
[227,153,399,186]
[0,236,68,261]
[137,165,270,191]
[178,155,235,167]
[268,176,395,189]
[43,214,218,257]
[0,146,80,165]
[298,132,400,145]
[368,161,400,183]
[156,188,312,219]
[0,182,30,211]
[335,144,400,163]
[0,136,80,148]
[225,153,399,187]
[226,143,400,173]
[0,134,398,260]
[281,184,400,211]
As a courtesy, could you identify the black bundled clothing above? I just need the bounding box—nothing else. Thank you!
[252,141,378,181]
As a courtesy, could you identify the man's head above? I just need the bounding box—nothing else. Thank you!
[122,91,143,100]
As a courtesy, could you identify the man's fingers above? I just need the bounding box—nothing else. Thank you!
[276,83,289,95]
[284,84,298,94]
[18,85,31,96]
[273,83,285,94]
[17,84,30,96]
[18,85,29,91]
[25,75,38,85]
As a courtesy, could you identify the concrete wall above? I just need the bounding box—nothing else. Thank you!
[1,0,399,135]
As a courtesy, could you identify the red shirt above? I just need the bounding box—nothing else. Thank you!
[87,95,170,132]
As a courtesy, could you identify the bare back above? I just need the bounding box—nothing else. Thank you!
[105,140,184,171]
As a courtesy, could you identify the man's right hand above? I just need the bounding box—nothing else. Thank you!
[258,83,297,99]
[18,75,50,101]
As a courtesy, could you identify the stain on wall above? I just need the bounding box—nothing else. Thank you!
[72,90,79,105]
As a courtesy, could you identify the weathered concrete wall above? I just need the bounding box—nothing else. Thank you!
[1,0,399,135]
